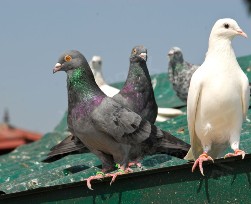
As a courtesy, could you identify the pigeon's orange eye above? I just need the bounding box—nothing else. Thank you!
[133,49,137,54]
[64,55,72,62]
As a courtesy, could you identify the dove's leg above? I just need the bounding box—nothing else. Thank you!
[192,144,214,176]
[224,140,245,159]
[86,151,115,190]
[192,152,214,176]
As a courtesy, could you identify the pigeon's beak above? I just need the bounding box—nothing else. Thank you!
[53,63,62,74]
[139,53,147,61]
[236,28,248,38]
[168,50,174,57]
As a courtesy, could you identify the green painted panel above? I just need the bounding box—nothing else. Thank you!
[1,155,251,203]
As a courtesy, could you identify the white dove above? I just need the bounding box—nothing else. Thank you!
[184,18,250,176]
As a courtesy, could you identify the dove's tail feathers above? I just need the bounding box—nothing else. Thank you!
[42,135,88,163]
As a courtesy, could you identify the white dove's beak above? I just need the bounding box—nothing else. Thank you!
[236,29,248,38]
[139,53,147,61]
[53,63,62,73]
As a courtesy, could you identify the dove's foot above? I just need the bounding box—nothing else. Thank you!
[192,153,214,176]
[86,172,105,190]
[108,167,133,185]
[224,149,245,159]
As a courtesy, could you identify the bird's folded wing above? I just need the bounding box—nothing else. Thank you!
[185,71,203,160]
[91,98,157,145]
[241,75,250,119]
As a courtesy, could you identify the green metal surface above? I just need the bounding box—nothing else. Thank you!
[1,155,251,203]
[0,55,250,203]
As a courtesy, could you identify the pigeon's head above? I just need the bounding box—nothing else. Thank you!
[130,45,147,62]
[210,18,247,40]
[167,47,183,62]
[90,56,102,72]
[53,50,88,73]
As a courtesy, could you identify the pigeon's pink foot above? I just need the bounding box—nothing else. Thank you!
[192,153,214,176]
[108,167,133,185]
[224,149,245,159]
[85,172,105,190]
[128,161,142,168]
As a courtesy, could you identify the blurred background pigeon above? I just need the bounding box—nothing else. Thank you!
[89,56,119,97]
[167,47,199,103]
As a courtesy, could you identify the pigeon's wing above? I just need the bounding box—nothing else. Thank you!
[167,65,174,83]
[184,69,203,160]
[91,97,190,159]
[42,134,88,163]
[241,73,250,119]
[91,98,150,145]
[112,92,138,115]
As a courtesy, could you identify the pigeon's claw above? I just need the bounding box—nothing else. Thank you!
[192,153,214,176]
[108,167,133,185]
[85,172,105,190]
[128,161,143,169]
[109,170,125,186]
[224,149,246,159]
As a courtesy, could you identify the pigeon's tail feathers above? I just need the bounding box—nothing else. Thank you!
[50,134,83,151]
[150,126,190,159]
[42,135,88,163]
[158,131,190,159]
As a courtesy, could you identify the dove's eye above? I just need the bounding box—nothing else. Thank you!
[64,55,72,62]
[224,23,229,29]
[133,49,137,54]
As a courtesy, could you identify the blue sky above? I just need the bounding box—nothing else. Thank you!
[0,0,250,134]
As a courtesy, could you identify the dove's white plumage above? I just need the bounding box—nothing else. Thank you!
[89,56,108,87]
[99,84,120,97]
[185,18,250,161]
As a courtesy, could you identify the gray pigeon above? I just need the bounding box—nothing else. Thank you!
[46,50,190,189]
[167,47,199,103]
[113,45,158,124]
